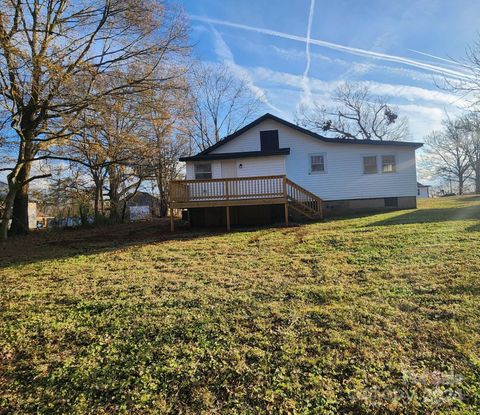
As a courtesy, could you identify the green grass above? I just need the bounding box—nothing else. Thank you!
[1,196,480,414]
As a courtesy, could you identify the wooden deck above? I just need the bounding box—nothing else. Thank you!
[169,175,323,231]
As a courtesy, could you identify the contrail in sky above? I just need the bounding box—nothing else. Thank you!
[189,14,473,81]
[300,0,316,107]
[408,49,472,69]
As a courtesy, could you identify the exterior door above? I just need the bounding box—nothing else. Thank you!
[221,160,237,199]
[221,160,237,178]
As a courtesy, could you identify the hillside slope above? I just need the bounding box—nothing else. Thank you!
[1,197,480,414]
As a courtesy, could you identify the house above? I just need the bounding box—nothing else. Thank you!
[417,182,431,198]
[0,181,38,230]
[170,113,423,230]
[125,191,161,221]
[0,181,7,219]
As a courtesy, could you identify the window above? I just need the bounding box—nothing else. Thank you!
[363,156,377,174]
[382,155,396,173]
[310,154,326,173]
[194,163,212,179]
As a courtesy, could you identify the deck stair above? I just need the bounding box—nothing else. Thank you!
[286,178,323,220]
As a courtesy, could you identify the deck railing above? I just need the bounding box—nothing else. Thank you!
[170,175,286,203]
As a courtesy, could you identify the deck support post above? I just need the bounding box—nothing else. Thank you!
[170,207,174,232]
[284,203,289,227]
[226,206,231,231]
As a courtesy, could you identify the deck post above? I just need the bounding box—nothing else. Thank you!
[170,207,174,232]
[284,203,289,227]
[226,206,231,231]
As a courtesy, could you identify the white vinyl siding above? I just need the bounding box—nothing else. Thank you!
[185,157,285,180]
[235,156,285,177]
[189,118,418,200]
[363,156,378,174]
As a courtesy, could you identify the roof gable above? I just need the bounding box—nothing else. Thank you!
[192,113,423,159]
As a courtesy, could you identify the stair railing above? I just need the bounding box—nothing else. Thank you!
[285,178,323,219]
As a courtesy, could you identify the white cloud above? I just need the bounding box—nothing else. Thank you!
[395,104,445,138]
[190,14,473,80]
[210,27,285,115]
[249,66,467,107]
[269,46,449,84]
[239,65,468,139]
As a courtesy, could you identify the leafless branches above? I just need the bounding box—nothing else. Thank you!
[186,63,261,152]
[297,82,409,141]
[423,117,471,195]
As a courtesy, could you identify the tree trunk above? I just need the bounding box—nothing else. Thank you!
[109,194,121,223]
[93,177,104,221]
[9,187,30,235]
[156,170,168,217]
[107,168,121,224]
[8,161,32,236]
[94,186,100,218]
[458,175,464,195]
[0,186,17,241]
[475,166,480,194]
[121,202,128,224]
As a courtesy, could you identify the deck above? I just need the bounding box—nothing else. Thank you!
[168,175,323,230]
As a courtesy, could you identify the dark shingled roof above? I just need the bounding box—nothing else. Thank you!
[180,149,290,162]
[181,113,424,161]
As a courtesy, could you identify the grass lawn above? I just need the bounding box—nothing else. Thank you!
[1,196,480,414]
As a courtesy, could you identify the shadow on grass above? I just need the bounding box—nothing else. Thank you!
[0,220,226,269]
[369,206,480,228]
[0,219,295,269]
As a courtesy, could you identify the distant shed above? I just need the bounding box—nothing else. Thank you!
[125,192,161,221]
[417,182,431,198]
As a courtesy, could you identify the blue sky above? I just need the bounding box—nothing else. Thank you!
[184,0,479,141]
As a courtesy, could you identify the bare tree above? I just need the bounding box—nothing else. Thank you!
[187,64,261,151]
[0,0,188,241]
[440,38,480,106]
[67,74,154,223]
[458,112,480,193]
[297,82,409,141]
[423,118,471,195]
[142,87,190,215]
[39,165,94,226]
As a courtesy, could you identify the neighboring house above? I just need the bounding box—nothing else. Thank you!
[0,181,38,230]
[170,113,423,229]
[125,192,161,221]
[417,182,431,198]
[0,181,7,195]
[0,181,7,218]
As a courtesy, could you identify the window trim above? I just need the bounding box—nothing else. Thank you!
[309,152,327,174]
[362,155,378,175]
[194,162,212,180]
[381,154,397,174]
